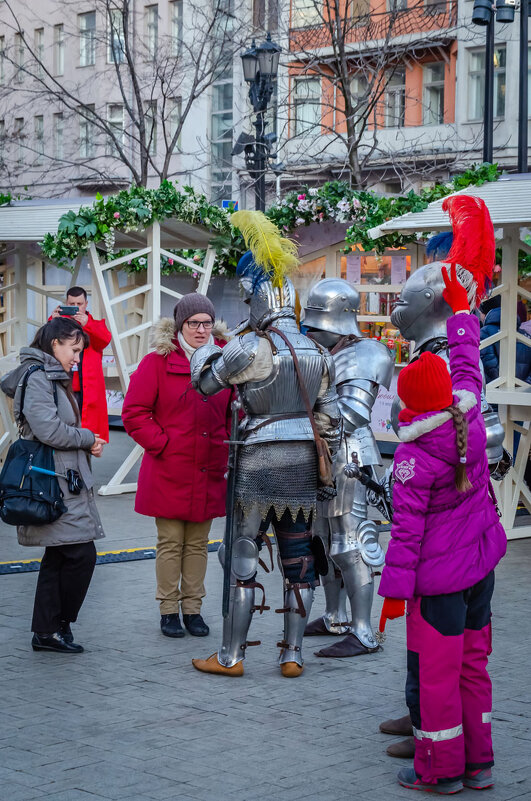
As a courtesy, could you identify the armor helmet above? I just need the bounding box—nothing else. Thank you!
[391,262,475,351]
[236,251,297,330]
[304,278,362,347]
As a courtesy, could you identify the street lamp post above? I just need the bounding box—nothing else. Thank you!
[472,0,529,172]
[240,33,281,211]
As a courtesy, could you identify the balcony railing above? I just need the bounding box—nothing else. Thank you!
[289,0,457,51]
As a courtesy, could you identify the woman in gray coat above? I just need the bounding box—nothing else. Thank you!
[1,317,106,653]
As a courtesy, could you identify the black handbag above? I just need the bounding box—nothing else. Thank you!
[0,365,67,526]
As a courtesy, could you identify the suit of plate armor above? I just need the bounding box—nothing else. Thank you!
[390,262,508,474]
[303,279,395,656]
[190,269,340,675]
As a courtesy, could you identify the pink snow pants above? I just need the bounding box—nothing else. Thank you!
[406,570,495,783]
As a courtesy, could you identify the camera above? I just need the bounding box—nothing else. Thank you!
[66,469,83,495]
[59,305,79,316]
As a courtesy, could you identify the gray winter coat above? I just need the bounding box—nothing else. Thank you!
[0,347,105,547]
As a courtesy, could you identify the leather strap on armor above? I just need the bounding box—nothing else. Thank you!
[268,325,334,487]
[330,334,362,355]
[275,582,315,618]
[245,411,308,435]
[281,554,314,581]
[258,532,274,573]
[237,579,270,614]
[276,640,301,653]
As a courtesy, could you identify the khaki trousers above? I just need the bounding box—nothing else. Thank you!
[155,518,212,615]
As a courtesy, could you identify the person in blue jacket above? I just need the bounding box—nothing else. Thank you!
[479,295,531,384]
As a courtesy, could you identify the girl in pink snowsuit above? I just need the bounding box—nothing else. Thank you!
[379,266,507,795]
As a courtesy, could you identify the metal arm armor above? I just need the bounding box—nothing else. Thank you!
[190,344,226,395]
[334,338,394,389]
[334,339,394,433]
[190,335,259,396]
[314,350,342,454]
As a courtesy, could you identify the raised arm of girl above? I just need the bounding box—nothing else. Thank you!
[442,263,483,404]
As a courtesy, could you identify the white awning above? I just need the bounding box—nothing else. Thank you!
[368,176,531,239]
[0,197,213,249]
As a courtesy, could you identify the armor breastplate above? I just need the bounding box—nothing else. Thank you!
[240,327,325,445]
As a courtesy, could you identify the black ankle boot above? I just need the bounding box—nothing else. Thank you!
[182,614,209,637]
[32,632,83,653]
[160,614,185,638]
[59,621,73,644]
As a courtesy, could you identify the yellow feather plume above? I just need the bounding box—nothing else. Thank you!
[231,210,299,287]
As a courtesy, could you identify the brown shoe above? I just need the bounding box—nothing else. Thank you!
[379,713,413,736]
[191,653,244,676]
[386,737,415,759]
[280,661,304,678]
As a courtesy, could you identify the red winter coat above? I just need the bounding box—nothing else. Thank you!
[49,312,112,441]
[121,318,233,522]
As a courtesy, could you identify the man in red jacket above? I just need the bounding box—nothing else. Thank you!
[52,286,112,442]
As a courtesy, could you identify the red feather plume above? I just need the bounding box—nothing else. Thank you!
[441,195,495,303]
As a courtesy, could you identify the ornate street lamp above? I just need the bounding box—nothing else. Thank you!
[238,33,281,210]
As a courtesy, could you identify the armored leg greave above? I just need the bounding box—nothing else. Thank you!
[321,563,349,634]
[218,582,255,668]
[278,585,314,667]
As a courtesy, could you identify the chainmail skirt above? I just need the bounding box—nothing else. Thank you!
[235,441,318,523]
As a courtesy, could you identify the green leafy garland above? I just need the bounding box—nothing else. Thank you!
[40,165,503,275]
[41,181,233,272]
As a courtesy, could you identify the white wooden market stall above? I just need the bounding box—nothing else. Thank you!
[367,175,531,540]
[0,199,217,495]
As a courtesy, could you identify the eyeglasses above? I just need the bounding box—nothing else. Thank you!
[186,320,213,330]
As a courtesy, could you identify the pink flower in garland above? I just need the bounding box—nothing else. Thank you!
[113,212,120,219]
[168,258,174,266]
[297,193,306,200]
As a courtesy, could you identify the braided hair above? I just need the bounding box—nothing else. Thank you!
[444,405,473,492]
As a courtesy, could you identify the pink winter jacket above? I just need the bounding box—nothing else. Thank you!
[379,314,506,601]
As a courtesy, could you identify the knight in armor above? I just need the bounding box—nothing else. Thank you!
[189,211,341,678]
[390,196,509,476]
[302,278,395,657]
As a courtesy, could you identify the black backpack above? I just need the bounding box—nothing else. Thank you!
[0,365,67,526]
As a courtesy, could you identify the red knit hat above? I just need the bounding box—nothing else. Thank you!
[397,352,453,414]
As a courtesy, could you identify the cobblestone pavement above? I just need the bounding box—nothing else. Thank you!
[0,432,530,800]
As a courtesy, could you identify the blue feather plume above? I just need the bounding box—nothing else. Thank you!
[426,231,453,261]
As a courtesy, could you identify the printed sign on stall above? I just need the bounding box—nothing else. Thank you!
[391,253,407,285]
[346,252,361,284]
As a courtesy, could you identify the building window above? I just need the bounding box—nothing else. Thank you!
[211,77,233,202]
[169,97,182,146]
[424,0,446,15]
[34,28,44,76]
[107,103,124,155]
[144,101,157,155]
[79,105,95,158]
[14,32,24,83]
[34,114,44,164]
[293,76,321,135]
[145,5,158,60]
[108,8,125,63]
[352,0,370,24]
[14,117,24,163]
[53,112,64,159]
[388,0,408,9]
[291,0,322,27]
[350,74,369,133]
[253,0,279,30]
[170,0,183,56]
[528,46,531,116]
[384,67,405,127]
[468,46,506,121]
[0,36,5,84]
[79,11,96,67]
[53,24,64,76]
[423,62,445,125]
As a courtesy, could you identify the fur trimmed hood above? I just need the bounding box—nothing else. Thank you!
[397,389,477,443]
[150,317,230,356]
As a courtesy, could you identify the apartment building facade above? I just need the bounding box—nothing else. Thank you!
[0,0,529,204]
[0,0,246,201]
[274,0,531,192]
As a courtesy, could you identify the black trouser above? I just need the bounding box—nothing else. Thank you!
[31,542,97,634]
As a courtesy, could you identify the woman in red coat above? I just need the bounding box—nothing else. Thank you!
[122,294,233,639]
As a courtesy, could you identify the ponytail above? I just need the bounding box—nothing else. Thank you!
[444,405,473,492]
